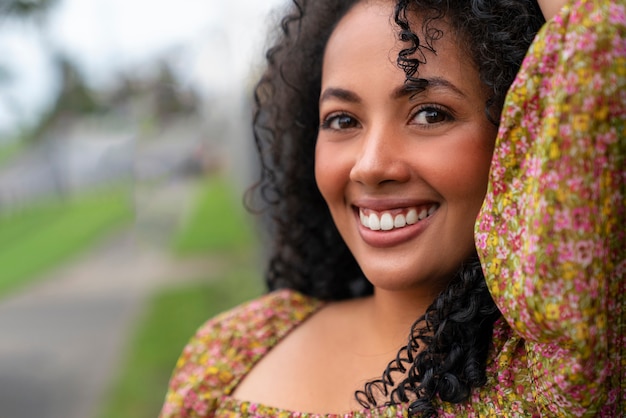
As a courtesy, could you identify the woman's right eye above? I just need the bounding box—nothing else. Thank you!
[320,113,360,130]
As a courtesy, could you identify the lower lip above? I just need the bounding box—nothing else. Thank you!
[356,211,434,248]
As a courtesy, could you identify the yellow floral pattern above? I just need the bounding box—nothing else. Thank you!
[475,0,625,416]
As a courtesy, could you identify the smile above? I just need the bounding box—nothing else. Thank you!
[359,204,438,231]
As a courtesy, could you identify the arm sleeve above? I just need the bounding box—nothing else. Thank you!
[475,0,625,415]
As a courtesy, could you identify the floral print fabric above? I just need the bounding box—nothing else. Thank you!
[475,0,625,415]
[161,0,624,416]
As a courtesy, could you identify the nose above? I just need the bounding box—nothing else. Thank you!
[349,126,412,187]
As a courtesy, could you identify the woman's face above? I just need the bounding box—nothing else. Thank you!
[315,1,496,293]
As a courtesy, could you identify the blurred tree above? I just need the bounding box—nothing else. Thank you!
[0,0,61,141]
[154,62,200,122]
[1,0,60,20]
[30,54,104,140]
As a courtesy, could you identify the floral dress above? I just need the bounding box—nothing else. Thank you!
[160,0,624,416]
[475,0,625,415]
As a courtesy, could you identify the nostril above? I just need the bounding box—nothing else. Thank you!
[350,158,412,186]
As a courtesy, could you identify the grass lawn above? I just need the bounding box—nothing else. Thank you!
[99,267,263,418]
[172,176,254,255]
[99,175,264,418]
[0,188,133,297]
[0,140,24,166]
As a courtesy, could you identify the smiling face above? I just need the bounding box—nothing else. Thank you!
[315,1,497,294]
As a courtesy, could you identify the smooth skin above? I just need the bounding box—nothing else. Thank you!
[316,2,496,298]
[233,1,497,413]
[538,0,568,20]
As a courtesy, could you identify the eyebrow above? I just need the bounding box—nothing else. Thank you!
[319,87,361,104]
[319,76,467,104]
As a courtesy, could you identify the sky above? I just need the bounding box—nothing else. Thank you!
[0,0,287,139]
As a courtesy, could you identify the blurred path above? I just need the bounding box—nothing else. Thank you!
[0,181,221,418]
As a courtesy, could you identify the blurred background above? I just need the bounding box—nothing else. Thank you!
[0,0,286,416]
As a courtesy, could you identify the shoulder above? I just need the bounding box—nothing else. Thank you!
[160,289,323,417]
[192,289,324,358]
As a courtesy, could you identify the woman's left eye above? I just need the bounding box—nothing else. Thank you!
[411,106,452,126]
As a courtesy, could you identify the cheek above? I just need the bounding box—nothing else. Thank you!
[461,137,495,207]
[436,130,495,205]
[314,142,338,202]
[314,141,352,202]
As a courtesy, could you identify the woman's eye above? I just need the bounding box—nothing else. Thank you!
[412,106,450,125]
[321,114,359,130]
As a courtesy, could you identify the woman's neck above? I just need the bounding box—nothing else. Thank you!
[354,286,441,353]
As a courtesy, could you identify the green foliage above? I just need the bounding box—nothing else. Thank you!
[100,175,264,417]
[172,177,254,255]
[0,189,132,297]
[0,140,24,165]
[99,267,263,418]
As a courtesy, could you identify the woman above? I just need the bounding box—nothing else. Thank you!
[160,0,622,415]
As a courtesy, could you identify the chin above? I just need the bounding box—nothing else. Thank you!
[362,269,444,294]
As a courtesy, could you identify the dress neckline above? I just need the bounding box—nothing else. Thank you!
[220,289,412,417]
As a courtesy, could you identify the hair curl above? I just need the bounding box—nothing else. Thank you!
[248,0,544,415]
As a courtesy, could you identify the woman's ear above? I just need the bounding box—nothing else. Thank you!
[537,0,567,21]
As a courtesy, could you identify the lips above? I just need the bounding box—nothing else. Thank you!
[358,204,439,231]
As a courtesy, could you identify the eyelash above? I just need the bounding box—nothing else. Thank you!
[410,104,454,127]
[319,112,359,130]
[319,105,454,131]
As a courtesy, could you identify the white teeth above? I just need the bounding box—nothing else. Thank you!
[359,205,437,231]
[380,213,394,230]
[394,214,406,228]
[360,211,369,228]
[368,213,381,231]
[406,209,418,225]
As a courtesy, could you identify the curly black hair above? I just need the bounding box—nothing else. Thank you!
[249,0,365,300]
[248,0,544,416]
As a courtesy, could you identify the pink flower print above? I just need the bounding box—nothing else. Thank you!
[582,95,598,112]
[194,399,209,415]
[575,240,594,267]
[511,401,522,412]
[523,254,537,276]
[525,232,539,254]
[558,240,576,264]
[571,207,593,233]
[496,220,509,236]
[502,204,518,221]
[542,169,561,191]
[498,369,514,387]
[183,391,198,410]
[598,131,617,147]
[479,212,494,231]
[565,175,584,193]
[611,34,626,56]
[475,232,488,250]
[606,388,619,404]
[576,31,598,53]
[509,232,522,253]
[553,393,573,409]
[559,122,573,138]
[553,207,571,231]
[524,155,542,178]
[609,3,626,25]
